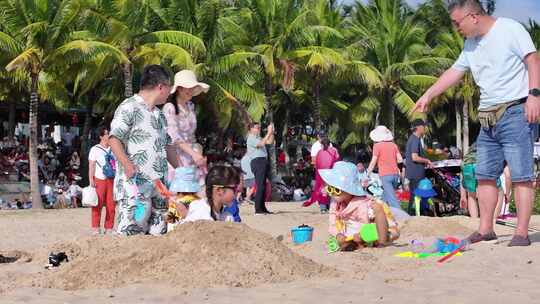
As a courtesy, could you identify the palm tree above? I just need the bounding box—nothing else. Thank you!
[155,0,266,128]
[221,0,319,177]
[84,0,205,97]
[287,0,346,133]
[345,0,451,133]
[431,29,478,154]
[0,0,127,208]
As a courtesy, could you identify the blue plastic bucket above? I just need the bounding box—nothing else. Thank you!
[291,225,314,245]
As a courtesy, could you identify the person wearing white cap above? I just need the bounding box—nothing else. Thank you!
[366,125,403,209]
[163,70,210,193]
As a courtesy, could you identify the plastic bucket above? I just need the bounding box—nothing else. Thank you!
[291,225,314,245]
[360,223,379,243]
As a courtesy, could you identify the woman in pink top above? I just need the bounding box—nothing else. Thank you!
[367,126,403,209]
[305,136,339,213]
[163,70,210,189]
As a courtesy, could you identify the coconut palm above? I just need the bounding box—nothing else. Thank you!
[430,29,479,154]
[287,0,347,133]
[0,0,127,208]
[83,0,205,97]
[219,0,323,178]
[154,0,266,129]
[345,0,452,133]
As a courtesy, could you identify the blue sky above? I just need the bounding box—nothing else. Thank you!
[343,0,540,23]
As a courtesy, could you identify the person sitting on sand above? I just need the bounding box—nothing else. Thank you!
[321,161,399,251]
[180,165,240,223]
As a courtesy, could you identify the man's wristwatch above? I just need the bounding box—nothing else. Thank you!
[530,88,540,97]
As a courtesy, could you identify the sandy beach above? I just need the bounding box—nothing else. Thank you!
[2,202,540,303]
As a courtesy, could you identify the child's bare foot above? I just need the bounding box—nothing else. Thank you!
[389,229,400,241]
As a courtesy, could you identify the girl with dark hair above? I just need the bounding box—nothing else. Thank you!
[181,165,240,222]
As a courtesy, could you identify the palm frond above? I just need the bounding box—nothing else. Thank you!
[393,89,425,121]
[213,52,261,75]
[0,31,21,56]
[141,30,206,55]
[6,48,40,72]
[47,40,129,67]
[133,43,195,70]
[342,60,383,88]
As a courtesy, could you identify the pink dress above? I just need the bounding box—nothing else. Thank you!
[163,102,205,184]
[309,147,339,206]
[328,197,372,237]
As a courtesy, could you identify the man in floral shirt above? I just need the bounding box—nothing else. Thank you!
[109,65,178,235]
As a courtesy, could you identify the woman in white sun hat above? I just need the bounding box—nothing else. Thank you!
[366,125,403,210]
[163,70,210,194]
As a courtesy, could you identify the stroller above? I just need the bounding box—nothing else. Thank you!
[425,160,463,216]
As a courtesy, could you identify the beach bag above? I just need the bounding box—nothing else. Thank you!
[96,146,116,179]
[82,186,98,207]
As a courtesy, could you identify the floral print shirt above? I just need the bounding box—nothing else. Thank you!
[110,95,172,201]
[162,101,197,167]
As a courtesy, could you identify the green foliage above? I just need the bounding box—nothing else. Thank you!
[0,0,536,151]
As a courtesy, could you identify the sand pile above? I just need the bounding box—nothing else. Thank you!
[399,216,474,239]
[27,221,336,290]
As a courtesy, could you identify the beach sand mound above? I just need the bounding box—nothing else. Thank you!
[28,221,336,290]
[399,216,474,239]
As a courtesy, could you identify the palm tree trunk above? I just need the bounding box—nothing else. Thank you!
[122,62,133,98]
[80,98,94,186]
[387,90,395,133]
[29,73,43,209]
[380,90,395,133]
[8,98,16,137]
[264,72,277,181]
[463,99,470,155]
[264,73,274,123]
[455,100,462,152]
[312,71,321,133]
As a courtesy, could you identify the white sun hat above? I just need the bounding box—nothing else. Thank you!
[170,70,210,96]
[369,125,394,142]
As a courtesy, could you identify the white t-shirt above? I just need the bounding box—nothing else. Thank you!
[310,140,333,158]
[452,18,537,110]
[181,199,213,222]
[181,198,234,223]
[88,145,111,180]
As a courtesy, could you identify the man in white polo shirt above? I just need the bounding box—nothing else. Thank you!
[413,0,540,246]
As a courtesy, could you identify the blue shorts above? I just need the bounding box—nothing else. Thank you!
[476,103,537,182]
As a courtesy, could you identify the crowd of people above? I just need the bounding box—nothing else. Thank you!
[0,133,85,209]
[2,1,539,249]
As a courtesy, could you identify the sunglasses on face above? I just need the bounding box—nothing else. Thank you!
[452,12,474,27]
[214,184,239,193]
[325,185,342,196]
